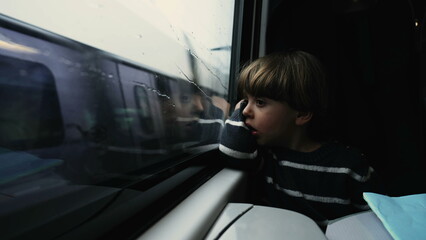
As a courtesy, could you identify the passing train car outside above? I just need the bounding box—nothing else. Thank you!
[0,0,425,239]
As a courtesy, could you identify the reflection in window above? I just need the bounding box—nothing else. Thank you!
[0,0,235,192]
[0,55,63,150]
[0,54,65,197]
[135,86,154,134]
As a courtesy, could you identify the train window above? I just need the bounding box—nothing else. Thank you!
[0,0,236,238]
[1,0,235,182]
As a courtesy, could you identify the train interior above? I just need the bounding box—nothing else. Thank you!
[0,0,425,239]
[141,0,426,238]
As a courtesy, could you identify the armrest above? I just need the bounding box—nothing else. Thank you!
[137,169,247,240]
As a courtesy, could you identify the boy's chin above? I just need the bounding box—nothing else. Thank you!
[256,138,282,147]
[256,138,268,146]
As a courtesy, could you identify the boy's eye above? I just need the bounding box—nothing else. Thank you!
[255,99,266,107]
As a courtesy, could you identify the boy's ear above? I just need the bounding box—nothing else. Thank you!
[295,112,313,126]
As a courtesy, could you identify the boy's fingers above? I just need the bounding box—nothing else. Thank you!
[235,99,246,110]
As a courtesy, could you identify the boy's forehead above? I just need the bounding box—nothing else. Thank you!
[244,92,273,100]
[242,82,273,95]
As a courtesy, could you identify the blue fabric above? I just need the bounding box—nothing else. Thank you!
[363,192,426,240]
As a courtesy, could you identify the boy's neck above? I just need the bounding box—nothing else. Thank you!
[286,130,321,153]
[289,140,322,153]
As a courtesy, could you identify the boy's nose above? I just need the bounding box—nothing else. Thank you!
[242,103,253,118]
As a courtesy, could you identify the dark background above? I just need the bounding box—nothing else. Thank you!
[266,0,426,196]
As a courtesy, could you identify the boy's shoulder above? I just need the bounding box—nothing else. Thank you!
[324,141,369,168]
[328,141,365,155]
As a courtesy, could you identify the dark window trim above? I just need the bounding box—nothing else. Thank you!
[228,0,263,109]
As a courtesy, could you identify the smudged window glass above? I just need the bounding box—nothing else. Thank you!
[0,0,234,199]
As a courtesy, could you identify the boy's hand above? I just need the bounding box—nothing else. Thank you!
[234,99,248,111]
[219,99,260,170]
[234,100,243,110]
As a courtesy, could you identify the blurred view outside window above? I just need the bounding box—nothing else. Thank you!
[0,0,234,198]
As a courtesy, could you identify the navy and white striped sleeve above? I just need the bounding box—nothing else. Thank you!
[219,103,259,170]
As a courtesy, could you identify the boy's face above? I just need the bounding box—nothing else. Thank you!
[242,95,298,147]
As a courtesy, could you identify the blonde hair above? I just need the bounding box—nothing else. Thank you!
[238,50,328,116]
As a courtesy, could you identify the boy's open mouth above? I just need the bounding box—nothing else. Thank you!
[245,123,258,135]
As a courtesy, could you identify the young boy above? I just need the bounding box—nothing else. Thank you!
[219,50,381,229]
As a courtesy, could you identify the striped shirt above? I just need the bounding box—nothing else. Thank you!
[219,107,381,228]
